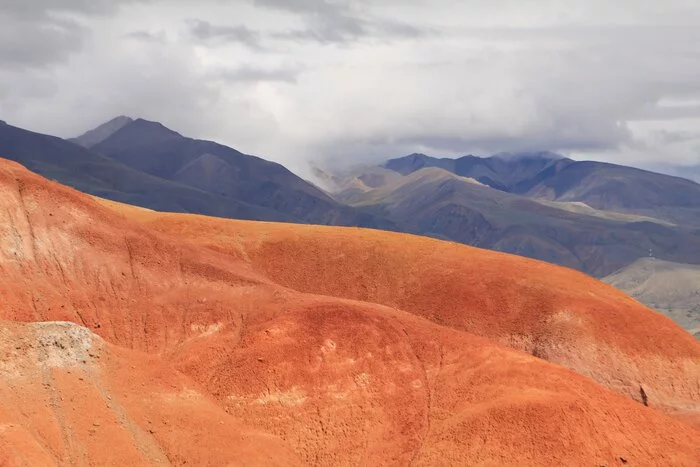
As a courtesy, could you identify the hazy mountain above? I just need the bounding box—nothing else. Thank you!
[0,119,394,228]
[84,117,394,228]
[0,120,293,221]
[385,153,700,226]
[311,163,405,205]
[652,164,700,184]
[523,161,700,211]
[604,258,700,338]
[70,115,133,148]
[10,115,700,278]
[385,152,571,192]
[326,165,700,276]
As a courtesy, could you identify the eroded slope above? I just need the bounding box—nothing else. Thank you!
[0,320,298,466]
[0,158,699,465]
[122,208,700,412]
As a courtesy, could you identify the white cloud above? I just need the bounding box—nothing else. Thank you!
[1,0,700,177]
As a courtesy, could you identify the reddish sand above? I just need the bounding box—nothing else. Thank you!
[0,158,699,465]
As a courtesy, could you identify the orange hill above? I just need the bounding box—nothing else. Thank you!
[0,321,298,466]
[0,158,699,465]
[106,199,700,413]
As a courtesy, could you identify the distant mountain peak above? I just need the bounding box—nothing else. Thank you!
[109,115,134,124]
[491,151,566,161]
[71,115,134,148]
[72,116,186,150]
[389,153,436,163]
[384,152,462,176]
[128,118,183,137]
[82,117,185,154]
[406,152,429,159]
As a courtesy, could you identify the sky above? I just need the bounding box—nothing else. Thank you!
[1,0,700,178]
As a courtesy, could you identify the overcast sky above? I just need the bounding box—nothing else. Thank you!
[1,0,700,177]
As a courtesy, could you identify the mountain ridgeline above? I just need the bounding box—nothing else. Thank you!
[4,116,700,334]
[385,152,700,213]
[0,117,394,229]
[321,152,700,279]
[5,116,700,280]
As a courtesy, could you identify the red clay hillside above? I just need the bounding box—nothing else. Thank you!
[0,158,698,465]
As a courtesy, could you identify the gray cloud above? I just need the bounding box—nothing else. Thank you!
[124,30,168,43]
[2,0,700,176]
[0,0,151,69]
[1,0,132,17]
[273,24,367,45]
[272,19,430,44]
[652,130,700,145]
[187,19,263,48]
[215,65,303,83]
[253,0,353,18]
[257,0,431,44]
[0,15,85,69]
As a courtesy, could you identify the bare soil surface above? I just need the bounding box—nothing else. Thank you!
[1,158,699,466]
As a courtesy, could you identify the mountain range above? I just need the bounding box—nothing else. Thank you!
[318,154,700,277]
[383,152,700,223]
[3,116,700,334]
[0,117,394,229]
[317,153,700,336]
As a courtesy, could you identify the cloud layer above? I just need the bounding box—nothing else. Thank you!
[1,0,699,176]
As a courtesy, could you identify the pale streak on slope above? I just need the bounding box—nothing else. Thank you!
[605,258,700,336]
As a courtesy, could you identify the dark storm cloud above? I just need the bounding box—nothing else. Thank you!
[187,19,263,48]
